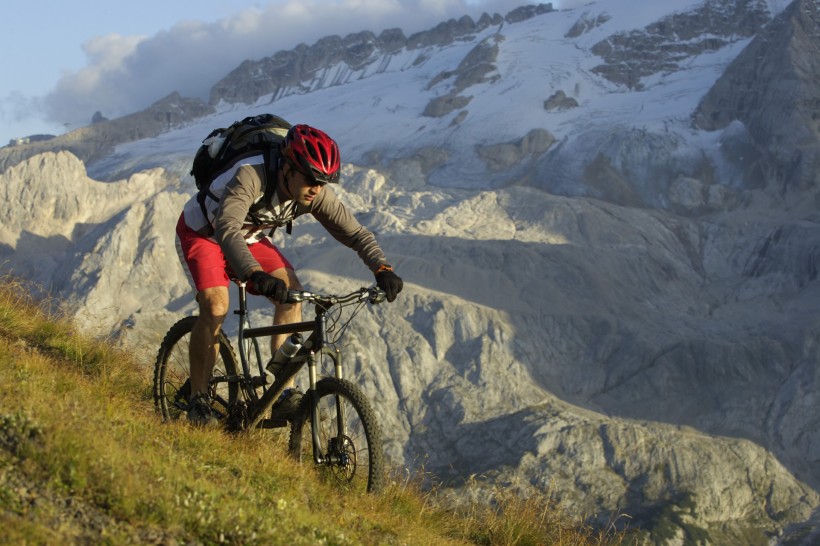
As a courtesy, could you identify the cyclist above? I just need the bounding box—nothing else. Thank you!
[175,123,404,426]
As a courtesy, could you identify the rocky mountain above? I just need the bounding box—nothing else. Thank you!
[589,0,772,89]
[0,92,213,174]
[2,1,819,544]
[694,0,820,192]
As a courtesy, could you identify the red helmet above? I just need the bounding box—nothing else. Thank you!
[282,124,340,184]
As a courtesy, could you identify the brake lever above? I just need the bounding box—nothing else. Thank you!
[368,288,387,304]
[286,289,312,304]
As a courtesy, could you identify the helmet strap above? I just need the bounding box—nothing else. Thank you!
[279,161,296,200]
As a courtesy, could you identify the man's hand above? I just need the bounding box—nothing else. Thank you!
[249,271,288,303]
[375,266,403,302]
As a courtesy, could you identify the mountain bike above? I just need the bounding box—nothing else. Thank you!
[152,280,387,493]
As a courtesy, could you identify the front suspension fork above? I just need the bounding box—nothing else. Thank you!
[308,347,345,464]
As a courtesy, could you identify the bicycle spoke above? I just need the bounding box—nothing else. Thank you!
[157,286,388,494]
[153,316,239,423]
[288,378,384,493]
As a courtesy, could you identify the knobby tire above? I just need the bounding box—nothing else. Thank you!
[288,377,385,493]
[153,315,239,422]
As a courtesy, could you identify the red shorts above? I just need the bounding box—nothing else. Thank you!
[175,214,293,293]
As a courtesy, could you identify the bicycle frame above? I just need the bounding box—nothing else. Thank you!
[227,281,346,464]
[154,279,386,490]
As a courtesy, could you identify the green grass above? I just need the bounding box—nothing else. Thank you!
[0,274,625,545]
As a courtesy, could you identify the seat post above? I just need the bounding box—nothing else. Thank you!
[234,279,248,318]
[233,279,259,396]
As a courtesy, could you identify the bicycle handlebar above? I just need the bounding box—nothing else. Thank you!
[286,286,387,306]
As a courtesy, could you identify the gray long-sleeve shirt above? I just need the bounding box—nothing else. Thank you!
[181,153,388,280]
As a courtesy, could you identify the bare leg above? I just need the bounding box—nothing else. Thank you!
[190,286,230,397]
[270,268,302,388]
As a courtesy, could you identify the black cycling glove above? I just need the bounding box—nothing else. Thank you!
[249,271,288,303]
[375,265,403,303]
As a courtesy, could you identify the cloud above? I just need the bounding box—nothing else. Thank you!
[1,91,41,123]
[42,0,530,131]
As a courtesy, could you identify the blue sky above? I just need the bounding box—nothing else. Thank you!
[0,0,565,145]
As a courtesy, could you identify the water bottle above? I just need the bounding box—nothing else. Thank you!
[266,332,303,375]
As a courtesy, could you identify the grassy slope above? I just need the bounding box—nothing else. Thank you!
[0,277,623,546]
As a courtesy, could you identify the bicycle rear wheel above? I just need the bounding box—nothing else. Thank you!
[153,315,239,422]
[288,377,385,493]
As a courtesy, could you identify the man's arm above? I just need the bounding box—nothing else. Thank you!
[309,185,389,273]
[213,164,266,280]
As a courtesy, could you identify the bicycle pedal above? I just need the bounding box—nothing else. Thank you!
[225,401,249,432]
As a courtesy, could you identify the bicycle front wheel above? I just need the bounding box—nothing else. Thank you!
[288,377,385,493]
[153,315,239,422]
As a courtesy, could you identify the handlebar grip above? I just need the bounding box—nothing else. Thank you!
[369,288,387,304]
[286,287,386,305]
[286,289,310,304]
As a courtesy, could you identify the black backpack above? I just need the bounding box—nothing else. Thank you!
[192,113,293,235]
[190,113,292,191]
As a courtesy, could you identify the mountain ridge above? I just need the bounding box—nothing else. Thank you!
[0,4,554,175]
[1,1,819,543]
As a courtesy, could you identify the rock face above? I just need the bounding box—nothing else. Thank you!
[528,1,820,212]
[0,152,166,244]
[565,11,612,38]
[694,0,820,191]
[3,148,818,545]
[543,90,578,111]
[208,6,552,107]
[476,128,555,171]
[591,0,771,89]
[424,36,501,118]
[0,152,182,335]
[446,400,817,545]
[1,1,819,544]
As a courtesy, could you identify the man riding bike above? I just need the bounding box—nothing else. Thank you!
[175,123,403,426]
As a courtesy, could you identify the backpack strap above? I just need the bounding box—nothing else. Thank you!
[196,191,215,237]
[261,147,280,207]
[259,147,295,237]
[198,147,263,232]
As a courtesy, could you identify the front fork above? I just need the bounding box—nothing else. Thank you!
[308,346,345,465]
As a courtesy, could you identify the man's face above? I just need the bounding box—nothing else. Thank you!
[286,166,325,206]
